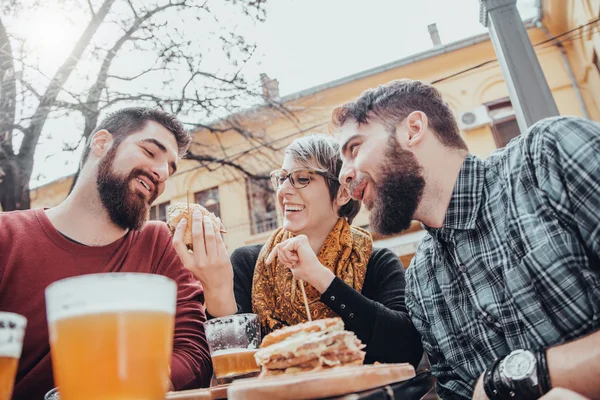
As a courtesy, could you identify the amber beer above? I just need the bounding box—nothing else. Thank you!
[204,314,261,384]
[45,273,176,400]
[211,348,259,382]
[0,312,27,400]
[0,357,18,400]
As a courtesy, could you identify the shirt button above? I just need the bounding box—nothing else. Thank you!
[340,304,346,310]
[349,313,355,319]
[330,296,335,301]
[459,265,467,273]
[486,315,494,323]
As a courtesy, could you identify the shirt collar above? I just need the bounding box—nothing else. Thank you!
[426,154,485,234]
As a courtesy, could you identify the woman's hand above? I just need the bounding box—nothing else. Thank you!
[266,234,335,293]
[172,211,237,316]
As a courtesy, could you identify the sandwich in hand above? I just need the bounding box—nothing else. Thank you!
[254,318,365,377]
[166,202,226,250]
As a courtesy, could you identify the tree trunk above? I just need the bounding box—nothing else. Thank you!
[3,0,116,210]
[0,15,22,211]
[0,16,16,149]
[0,158,30,211]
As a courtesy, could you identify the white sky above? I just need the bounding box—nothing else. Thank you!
[252,0,538,95]
[12,0,539,188]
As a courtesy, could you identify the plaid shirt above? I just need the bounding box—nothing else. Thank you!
[406,117,600,399]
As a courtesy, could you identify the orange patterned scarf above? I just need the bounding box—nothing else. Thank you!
[252,218,372,334]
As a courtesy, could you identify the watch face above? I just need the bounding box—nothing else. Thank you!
[504,351,535,380]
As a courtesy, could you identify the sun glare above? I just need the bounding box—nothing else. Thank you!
[19,8,78,60]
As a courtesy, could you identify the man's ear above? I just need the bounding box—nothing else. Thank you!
[335,186,352,208]
[404,111,428,148]
[90,130,113,158]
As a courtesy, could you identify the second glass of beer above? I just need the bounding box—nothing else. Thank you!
[45,273,177,400]
[0,312,27,400]
[204,314,261,384]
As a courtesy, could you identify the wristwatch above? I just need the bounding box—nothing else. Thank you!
[498,349,542,399]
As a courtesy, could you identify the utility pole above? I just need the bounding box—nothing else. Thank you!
[480,0,559,131]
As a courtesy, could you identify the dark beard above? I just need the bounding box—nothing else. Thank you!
[369,136,425,236]
[96,145,158,230]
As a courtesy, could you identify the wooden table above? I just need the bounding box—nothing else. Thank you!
[165,385,227,400]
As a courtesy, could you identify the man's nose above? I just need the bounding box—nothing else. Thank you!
[152,162,169,183]
[339,164,356,186]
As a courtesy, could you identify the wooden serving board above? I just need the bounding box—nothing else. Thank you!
[165,384,228,400]
[227,363,415,400]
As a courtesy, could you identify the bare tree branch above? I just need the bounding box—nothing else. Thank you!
[11,57,91,106]
[179,121,329,179]
[61,140,84,152]
[86,0,96,17]
[8,124,28,134]
[125,0,139,19]
[77,0,199,152]
[185,152,270,181]
[107,65,160,81]
[17,77,42,100]
[2,0,281,210]
[53,100,88,113]
[18,0,117,173]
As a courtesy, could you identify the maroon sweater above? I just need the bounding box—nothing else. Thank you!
[0,209,212,399]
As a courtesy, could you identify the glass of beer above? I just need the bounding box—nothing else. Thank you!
[0,312,27,400]
[45,273,176,400]
[204,314,261,384]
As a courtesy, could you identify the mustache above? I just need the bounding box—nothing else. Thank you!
[347,174,372,194]
[129,168,159,201]
[347,180,359,194]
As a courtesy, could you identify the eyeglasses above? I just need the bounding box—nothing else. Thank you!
[269,168,338,190]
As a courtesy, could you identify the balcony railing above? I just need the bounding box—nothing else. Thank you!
[252,216,279,235]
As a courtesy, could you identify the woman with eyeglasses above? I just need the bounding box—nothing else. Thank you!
[175,134,422,367]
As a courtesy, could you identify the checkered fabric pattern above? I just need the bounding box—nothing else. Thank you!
[406,117,600,399]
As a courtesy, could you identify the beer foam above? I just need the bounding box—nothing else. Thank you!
[0,312,27,358]
[45,273,177,322]
[205,314,262,351]
[212,348,258,357]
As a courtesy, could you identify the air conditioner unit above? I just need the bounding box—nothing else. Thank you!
[458,105,492,131]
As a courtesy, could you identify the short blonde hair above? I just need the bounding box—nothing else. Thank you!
[285,134,361,223]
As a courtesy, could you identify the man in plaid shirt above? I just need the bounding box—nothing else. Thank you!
[331,79,599,399]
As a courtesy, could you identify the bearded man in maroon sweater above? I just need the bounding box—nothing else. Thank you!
[0,107,212,399]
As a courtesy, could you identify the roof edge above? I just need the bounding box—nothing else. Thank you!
[279,18,537,103]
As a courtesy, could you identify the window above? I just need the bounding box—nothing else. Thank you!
[246,177,278,235]
[195,187,220,218]
[485,98,520,148]
[150,201,169,222]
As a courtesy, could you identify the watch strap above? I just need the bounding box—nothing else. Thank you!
[483,357,504,399]
[485,349,548,400]
[536,348,552,395]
